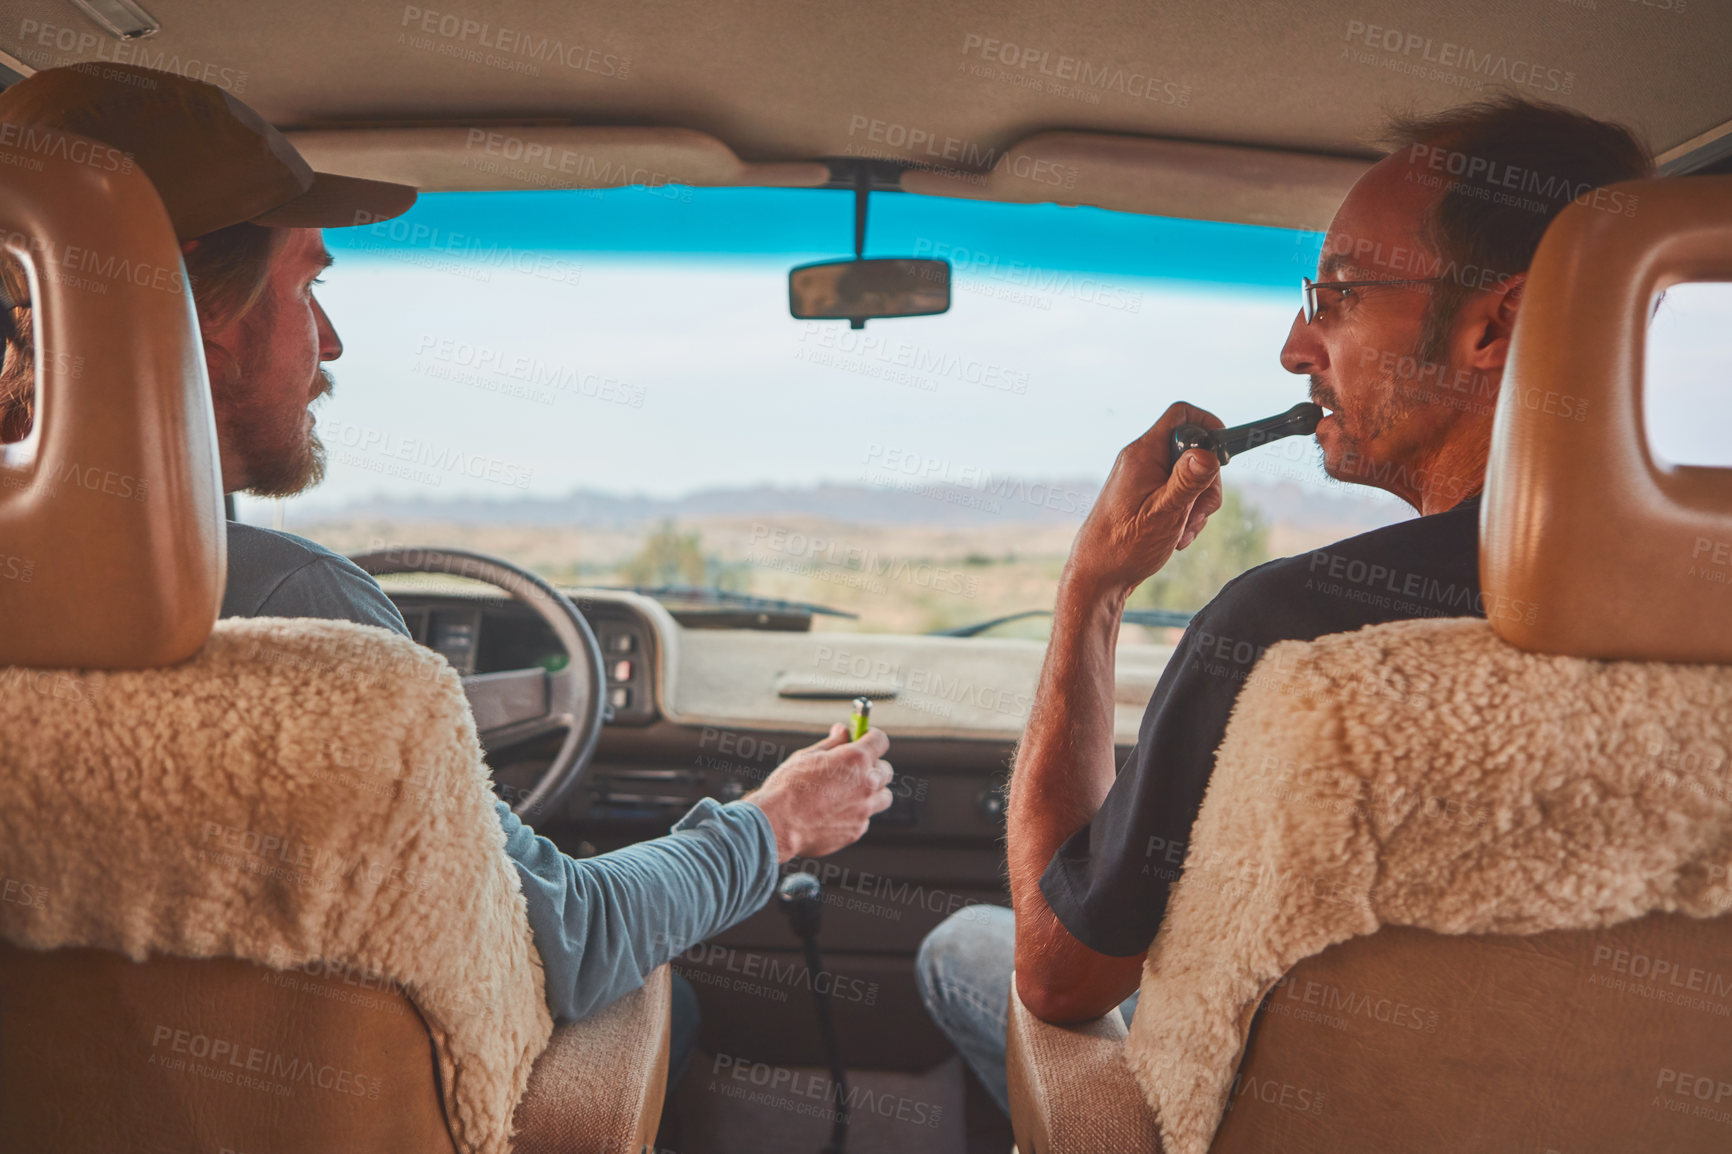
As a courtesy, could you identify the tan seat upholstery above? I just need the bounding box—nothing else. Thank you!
[512,966,673,1154]
[1208,914,1732,1153]
[0,128,222,670]
[0,943,460,1154]
[0,130,671,1151]
[0,943,671,1154]
[1007,175,1732,1154]
[1006,976,1157,1154]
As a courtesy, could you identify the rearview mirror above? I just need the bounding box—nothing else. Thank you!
[789,258,950,327]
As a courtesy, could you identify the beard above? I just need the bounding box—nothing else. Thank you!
[210,346,329,499]
[1314,291,1464,479]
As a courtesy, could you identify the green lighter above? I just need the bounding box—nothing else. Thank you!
[849,696,871,741]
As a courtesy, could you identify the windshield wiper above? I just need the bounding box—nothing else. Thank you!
[930,607,1194,638]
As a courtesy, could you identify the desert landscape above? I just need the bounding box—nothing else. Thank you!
[270,476,1409,639]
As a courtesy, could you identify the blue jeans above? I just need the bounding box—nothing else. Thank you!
[669,971,699,1088]
[914,905,1139,1117]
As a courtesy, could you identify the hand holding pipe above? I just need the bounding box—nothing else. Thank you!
[1170,402,1323,467]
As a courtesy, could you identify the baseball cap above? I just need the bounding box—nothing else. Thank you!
[0,61,416,240]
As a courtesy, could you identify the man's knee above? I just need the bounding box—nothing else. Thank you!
[916,904,1013,997]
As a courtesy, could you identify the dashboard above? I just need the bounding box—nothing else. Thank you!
[379,580,1169,1069]
[375,585,1063,844]
[391,588,658,726]
[381,583,1162,843]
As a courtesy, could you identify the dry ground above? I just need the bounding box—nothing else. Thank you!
[292,515,1378,638]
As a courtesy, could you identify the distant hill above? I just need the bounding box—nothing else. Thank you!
[289,476,1409,535]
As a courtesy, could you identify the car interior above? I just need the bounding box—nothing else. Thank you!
[1,2,1730,1153]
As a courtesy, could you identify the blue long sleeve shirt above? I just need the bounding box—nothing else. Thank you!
[495,796,776,1019]
[223,522,780,1020]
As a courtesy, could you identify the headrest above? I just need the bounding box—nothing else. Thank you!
[0,127,223,669]
[1482,176,1732,663]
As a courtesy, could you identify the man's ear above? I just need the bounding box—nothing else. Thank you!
[1463,273,1526,372]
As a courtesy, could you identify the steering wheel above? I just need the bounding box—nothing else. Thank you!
[348,547,607,818]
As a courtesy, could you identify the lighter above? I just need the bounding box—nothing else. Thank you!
[849,696,871,741]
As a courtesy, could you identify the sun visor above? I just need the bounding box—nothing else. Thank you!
[285,125,830,194]
[901,131,1369,231]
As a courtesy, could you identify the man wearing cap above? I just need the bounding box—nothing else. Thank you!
[0,61,896,1085]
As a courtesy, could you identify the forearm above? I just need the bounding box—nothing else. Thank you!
[1005,406,1223,1021]
[1008,571,1127,900]
[1008,572,1146,1020]
[499,799,778,1022]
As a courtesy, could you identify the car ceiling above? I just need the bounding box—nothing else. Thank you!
[2,0,1728,228]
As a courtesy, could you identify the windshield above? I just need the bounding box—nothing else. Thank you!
[240,185,1412,637]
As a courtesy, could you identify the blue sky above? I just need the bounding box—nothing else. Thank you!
[326,186,1321,284]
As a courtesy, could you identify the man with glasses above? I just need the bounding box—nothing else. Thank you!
[916,96,1655,1116]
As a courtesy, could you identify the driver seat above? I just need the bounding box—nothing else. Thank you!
[0,130,669,1153]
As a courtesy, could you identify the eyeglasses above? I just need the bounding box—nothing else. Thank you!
[1300,275,1448,325]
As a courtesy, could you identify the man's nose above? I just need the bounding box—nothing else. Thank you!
[314,296,343,361]
[1279,309,1324,376]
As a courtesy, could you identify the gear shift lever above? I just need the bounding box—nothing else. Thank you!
[778,872,849,1154]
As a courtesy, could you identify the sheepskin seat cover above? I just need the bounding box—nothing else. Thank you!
[0,617,552,1154]
[1125,617,1732,1154]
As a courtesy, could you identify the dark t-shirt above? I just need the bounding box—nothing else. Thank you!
[222,522,411,636]
[1040,495,1486,957]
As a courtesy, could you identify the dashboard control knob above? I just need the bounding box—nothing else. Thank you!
[977,785,1007,821]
